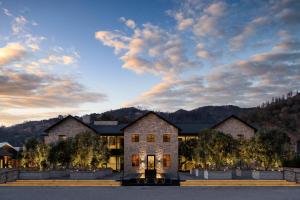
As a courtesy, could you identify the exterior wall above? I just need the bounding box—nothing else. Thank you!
[124,113,178,176]
[213,117,255,139]
[44,118,95,144]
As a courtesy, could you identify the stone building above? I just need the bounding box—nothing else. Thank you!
[44,112,257,175]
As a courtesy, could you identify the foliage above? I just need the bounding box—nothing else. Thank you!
[178,138,197,169]
[21,138,49,170]
[48,139,74,169]
[194,129,238,170]
[71,132,109,170]
[238,129,292,170]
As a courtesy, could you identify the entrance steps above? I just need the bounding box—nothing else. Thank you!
[0,180,121,186]
[181,180,300,186]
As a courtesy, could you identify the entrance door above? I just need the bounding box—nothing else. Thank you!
[147,155,155,170]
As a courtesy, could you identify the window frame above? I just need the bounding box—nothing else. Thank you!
[163,134,171,142]
[131,134,139,143]
[147,134,155,142]
[131,154,140,167]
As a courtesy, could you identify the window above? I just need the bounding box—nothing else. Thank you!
[163,154,171,168]
[132,154,139,167]
[147,134,155,142]
[237,134,244,140]
[58,135,67,141]
[131,134,139,142]
[163,134,171,142]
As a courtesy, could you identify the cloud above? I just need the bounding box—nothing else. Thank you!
[124,36,300,110]
[12,16,28,35]
[3,8,12,16]
[96,23,196,77]
[272,0,300,24]
[120,17,136,29]
[230,17,270,51]
[175,12,193,30]
[0,43,26,66]
[192,1,227,37]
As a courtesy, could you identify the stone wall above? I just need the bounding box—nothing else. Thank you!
[0,169,18,183]
[124,113,178,176]
[213,117,255,139]
[44,117,95,144]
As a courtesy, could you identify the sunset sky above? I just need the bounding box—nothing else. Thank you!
[0,0,299,126]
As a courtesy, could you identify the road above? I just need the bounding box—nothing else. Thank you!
[1,186,300,200]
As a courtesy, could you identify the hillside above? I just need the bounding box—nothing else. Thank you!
[1,92,299,147]
[0,105,250,146]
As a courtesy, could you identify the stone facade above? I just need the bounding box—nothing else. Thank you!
[44,117,95,144]
[123,113,178,176]
[213,117,255,139]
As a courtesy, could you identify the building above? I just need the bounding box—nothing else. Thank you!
[44,112,257,174]
[0,142,19,168]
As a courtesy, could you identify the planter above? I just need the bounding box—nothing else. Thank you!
[204,170,232,180]
[252,171,283,180]
[234,169,252,179]
[70,171,96,180]
[0,170,18,183]
[19,171,50,180]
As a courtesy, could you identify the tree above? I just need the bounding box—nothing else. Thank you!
[48,139,74,169]
[178,138,197,170]
[195,129,238,170]
[71,132,109,170]
[21,138,49,170]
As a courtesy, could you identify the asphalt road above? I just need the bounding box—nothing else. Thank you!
[1,186,300,200]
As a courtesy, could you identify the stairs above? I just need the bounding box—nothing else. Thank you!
[0,180,121,187]
[181,180,300,186]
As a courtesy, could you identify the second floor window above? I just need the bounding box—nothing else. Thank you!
[58,135,67,141]
[131,134,139,142]
[163,134,171,142]
[147,134,155,142]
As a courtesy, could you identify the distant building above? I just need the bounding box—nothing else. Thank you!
[0,142,19,168]
[44,112,257,175]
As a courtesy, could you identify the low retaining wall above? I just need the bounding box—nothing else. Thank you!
[19,171,50,180]
[191,169,204,178]
[70,169,113,180]
[252,171,283,180]
[204,170,232,180]
[283,168,300,182]
[234,169,252,179]
[0,169,19,183]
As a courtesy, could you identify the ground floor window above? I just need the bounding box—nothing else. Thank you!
[132,154,139,167]
[163,154,171,168]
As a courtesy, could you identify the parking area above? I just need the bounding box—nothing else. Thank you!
[1,186,300,200]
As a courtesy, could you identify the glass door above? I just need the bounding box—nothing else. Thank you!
[147,155,155,170]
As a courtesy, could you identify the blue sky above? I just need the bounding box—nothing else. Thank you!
[0,0,300,125]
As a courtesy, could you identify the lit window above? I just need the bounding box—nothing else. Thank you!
[131,134,139,142]
[163,134,171,142]
[163,154,171,168]
[132,154,139,167]
[108,136,116,146]
[58,135,67,141]
[147,134,155,142]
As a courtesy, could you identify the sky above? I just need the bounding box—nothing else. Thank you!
[0,0,299,126]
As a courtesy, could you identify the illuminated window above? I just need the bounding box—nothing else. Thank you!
[163,154,171,168]
[147,134,155,142]
[132,154,139,167]
[58,135,67,141]
[163,134,171,142]
[109,136,116,146]
[131,134,139,142]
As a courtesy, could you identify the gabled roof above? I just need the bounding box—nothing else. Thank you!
[44,115,97,133]
[210,115,257,132]
[0,142,16,150]
[121,111,181,131]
